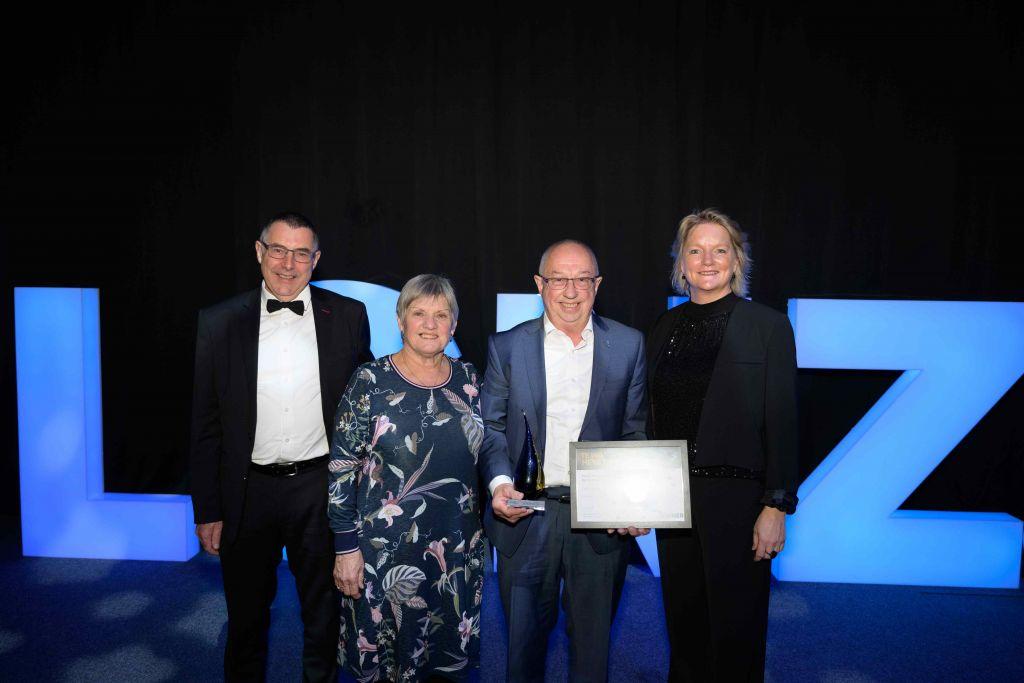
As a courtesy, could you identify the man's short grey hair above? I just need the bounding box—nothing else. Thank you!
[259,211,321,251]
[671,208,752,297]
[537,239,600,276]
[396,274,460,323]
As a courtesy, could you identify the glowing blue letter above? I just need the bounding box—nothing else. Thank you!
[15,288,199,561]
[775,299,1024,588]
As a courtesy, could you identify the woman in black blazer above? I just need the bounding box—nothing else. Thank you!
[647,209,799,682]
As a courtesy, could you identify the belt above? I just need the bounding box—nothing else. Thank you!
[543,486,571,504]
[250,454,329,477]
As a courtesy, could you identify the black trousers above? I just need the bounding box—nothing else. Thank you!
[657,477,771,683]
[497,491,628,683]
[219,463,338,683]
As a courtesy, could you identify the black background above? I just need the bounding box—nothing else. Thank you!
[2,1,1021,528]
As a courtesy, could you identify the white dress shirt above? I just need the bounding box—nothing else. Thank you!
[489,315,594,494]
[539,314,594,486]
[251,283,329,465]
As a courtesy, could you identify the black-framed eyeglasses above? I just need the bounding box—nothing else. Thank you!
[538,275,599,290]
[259,240,317,263]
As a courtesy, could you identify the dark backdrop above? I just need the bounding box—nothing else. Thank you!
[2,1,1022,525]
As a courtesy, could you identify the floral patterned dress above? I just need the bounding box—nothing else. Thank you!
[329,355,485,682]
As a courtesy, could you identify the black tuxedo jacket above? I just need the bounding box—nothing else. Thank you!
[646,297,799,494]
[189,284,373,544]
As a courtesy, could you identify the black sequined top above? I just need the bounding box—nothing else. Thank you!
[651,293,795,510]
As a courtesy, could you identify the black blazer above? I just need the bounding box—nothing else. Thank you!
[646,297,798,494]
[189,284,373,544]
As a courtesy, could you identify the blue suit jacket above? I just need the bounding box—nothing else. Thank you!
[480,313,648,556]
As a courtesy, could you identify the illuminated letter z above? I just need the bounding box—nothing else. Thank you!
[775,299,1024,588]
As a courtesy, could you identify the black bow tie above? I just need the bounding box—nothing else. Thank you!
[267,299,304,315]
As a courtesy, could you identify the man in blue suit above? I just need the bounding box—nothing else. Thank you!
[481,239,648,683]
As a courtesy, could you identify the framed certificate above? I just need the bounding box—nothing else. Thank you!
[569,440,691,529]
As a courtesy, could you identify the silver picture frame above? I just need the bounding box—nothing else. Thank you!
[569,440,691,529]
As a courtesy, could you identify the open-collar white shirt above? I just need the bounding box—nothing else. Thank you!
[539,313,594,487]
[488,314,594,494]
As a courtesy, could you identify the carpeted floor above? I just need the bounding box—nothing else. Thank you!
[1,541,1021,682]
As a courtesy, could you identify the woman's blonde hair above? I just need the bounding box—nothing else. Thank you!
[670,208,752,297]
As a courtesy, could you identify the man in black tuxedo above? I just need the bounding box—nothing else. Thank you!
[190,212,372,681]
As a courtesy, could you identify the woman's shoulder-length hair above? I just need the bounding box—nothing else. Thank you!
[670,208,752,298]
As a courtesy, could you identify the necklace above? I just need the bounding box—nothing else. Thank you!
[393,351,449,387]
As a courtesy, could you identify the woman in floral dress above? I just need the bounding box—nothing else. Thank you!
[330,274,485,682]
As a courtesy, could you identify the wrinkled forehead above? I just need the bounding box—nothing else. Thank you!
[406,295,451,314]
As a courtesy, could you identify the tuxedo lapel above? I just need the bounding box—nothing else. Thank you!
[579,314,608,437]
[310,286,336,430]
[240,288,261,444]
[523,317,547,454]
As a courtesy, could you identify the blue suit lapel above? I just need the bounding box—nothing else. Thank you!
[524,317,547,454]
[579,314,609,438]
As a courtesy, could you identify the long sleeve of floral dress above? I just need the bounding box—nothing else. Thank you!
[329,365,374,554]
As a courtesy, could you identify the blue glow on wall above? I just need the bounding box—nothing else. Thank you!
[18,285,1020,584]
[15,288,199,561]
[775,299,1024,588]
[496,293,544,332]
[315,280,461,358]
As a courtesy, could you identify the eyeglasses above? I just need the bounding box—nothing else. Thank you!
[538,276,599,290]
[259,240,317,263]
